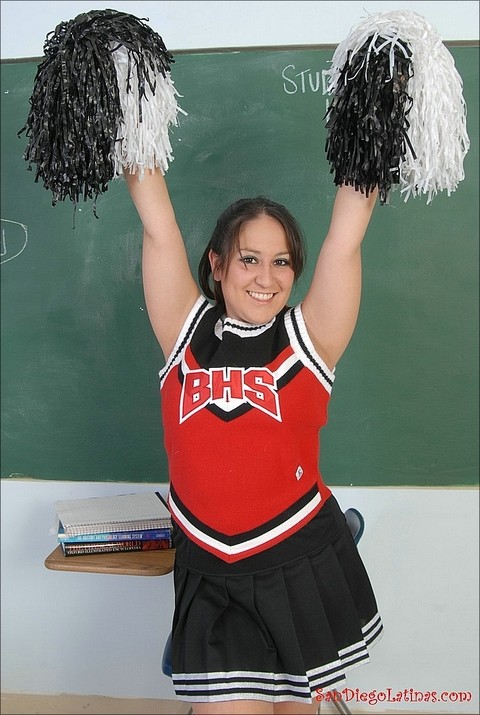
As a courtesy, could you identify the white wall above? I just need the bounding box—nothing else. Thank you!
[1,480,479,713]
[1,1,479,712]
[1,0,479,58]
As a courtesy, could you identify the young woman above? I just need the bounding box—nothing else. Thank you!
[125,168,382,715]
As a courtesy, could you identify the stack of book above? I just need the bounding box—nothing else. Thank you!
[54,491,173,557]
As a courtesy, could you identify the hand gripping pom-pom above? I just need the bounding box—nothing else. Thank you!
[18,9,185,214]
[324,10,470,204]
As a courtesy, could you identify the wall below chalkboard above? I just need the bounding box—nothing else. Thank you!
[1,45,478,486]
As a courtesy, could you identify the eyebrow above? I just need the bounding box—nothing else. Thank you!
[239,248,291,257]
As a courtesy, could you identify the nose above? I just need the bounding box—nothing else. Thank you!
[255,263,274,288]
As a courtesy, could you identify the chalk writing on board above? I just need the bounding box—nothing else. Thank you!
[1,219,28,265]
[281,65,330,95]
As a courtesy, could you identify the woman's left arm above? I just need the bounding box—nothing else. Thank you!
[302,184,378,370]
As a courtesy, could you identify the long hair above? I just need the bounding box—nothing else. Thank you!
[198,197,306,310]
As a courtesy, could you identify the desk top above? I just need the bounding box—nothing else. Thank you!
[45,545,175,576]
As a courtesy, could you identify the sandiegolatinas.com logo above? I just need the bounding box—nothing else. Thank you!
[315,687,473,706]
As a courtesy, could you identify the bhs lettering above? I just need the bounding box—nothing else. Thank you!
[180,367,281,422]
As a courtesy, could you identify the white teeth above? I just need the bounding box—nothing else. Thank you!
[248,291,274,301]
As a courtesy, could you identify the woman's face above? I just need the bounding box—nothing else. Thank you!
[210,214,295,325]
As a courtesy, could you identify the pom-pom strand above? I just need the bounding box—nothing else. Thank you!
[324,35,414,204]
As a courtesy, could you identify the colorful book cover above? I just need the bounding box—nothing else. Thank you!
[61,538,172,556]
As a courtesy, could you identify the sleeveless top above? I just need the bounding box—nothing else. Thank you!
[160,296,335,563]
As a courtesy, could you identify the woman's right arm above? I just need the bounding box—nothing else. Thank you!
[124,169,201,359]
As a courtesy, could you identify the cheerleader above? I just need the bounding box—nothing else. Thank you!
[124,168,382,715]
[21,7,469,713]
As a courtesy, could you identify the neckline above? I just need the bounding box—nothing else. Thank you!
[214,314,276,340]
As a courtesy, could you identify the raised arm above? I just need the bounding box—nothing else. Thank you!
[302,184,378,370]
[124,169,200,359]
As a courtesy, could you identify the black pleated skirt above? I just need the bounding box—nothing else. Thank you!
[170,494,383,704]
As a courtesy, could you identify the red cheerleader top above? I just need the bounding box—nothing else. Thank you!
[160,297,334,562]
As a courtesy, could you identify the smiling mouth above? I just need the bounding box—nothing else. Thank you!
[247,291,275,302]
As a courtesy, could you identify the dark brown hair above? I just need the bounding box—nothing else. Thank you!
[198,197,306,310]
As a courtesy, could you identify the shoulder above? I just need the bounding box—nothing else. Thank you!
[159,297,214,384]
[284,304,336,392]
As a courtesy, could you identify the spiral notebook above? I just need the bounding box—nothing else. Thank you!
[54,491,172,537]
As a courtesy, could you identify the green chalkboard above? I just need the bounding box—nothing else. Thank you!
[1,46,478,486]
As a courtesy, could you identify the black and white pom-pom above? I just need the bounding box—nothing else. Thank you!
[18,9,185,212]
[324,10,470,204]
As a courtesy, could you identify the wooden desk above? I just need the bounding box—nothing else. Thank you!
[45,545,175,577]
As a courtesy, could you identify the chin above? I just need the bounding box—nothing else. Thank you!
[225,294,289,325]
[245,305,282,325]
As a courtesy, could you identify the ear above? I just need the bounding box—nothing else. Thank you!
[208,249,222,281]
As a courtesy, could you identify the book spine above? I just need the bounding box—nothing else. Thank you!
[61,539,172,556]
[58,527,172,543]
[64,519,172,537]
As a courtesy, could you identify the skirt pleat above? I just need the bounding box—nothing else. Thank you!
[171,495,383,704]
